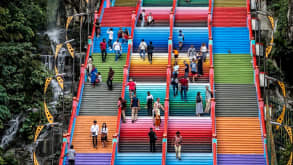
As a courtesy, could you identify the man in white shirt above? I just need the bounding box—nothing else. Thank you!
[147,12,155,26]
[113,39,122,62]
[91,120,99,148]
[187,45,196,63]
[107,28,114,51]
[139,39,147,60]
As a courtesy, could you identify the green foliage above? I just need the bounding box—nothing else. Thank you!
[269,0,293,85]
[0,0,47,42]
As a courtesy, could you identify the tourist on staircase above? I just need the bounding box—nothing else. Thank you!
[90,120,99,148]
[146,91,154,116]
[187,45,196,63]
[153,98,164,130]
[204,86,213,114]
[87,57,93,81]
[200,43,208,62]
[101,123,108,147]
[197,52,203,76]
[113,39,122,62]
[147,41,154,64]
[138,39,148,60]
[122,29,129,44]
[118,27,123,41]
[107,28,114,51]
[179,76,188,101]
[118,97,127,123]
[173,131,183,160]
[147,12,155,26]
[184,60,189,78]
[178,30,184,50]
[131,93,140,123]
[107,67,114,90]
[140,9,146,27]
[190,58,198,82]
[173,61,179,76]
[196,92,203,116]
[148,128,157,152]
[126,78,136,98]
[91,65,98,88]
[67,145,76,165]
[173,48,179,61]
[171,73,179,97]
[100,38,107,62]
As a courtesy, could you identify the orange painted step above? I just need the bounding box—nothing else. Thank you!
[71,116,117,153]
[216,117,264,154]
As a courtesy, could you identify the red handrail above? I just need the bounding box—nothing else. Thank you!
[247,0,269,164]
[59,1,104,163]
[110,2,141,164]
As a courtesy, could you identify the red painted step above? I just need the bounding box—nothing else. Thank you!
[213,7,247,27]
[101,7,135,27]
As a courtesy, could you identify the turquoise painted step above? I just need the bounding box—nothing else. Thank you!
[212,27,250,54]
[143,0,173,6]
[166,153,213,165]
[214,54,254,84]
[116,153,162,165]
[169,84,209,116]
[93,27,131,53]
[125,83,166,116]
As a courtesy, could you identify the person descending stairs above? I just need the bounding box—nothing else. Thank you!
[212,0,266,164]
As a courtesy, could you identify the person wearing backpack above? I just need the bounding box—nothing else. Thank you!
[196,92,203,116]
[118,97,127,123]
[140,9,146,27]
[147,41,154,64]
[148,128,157,152]
[146,91,154,116]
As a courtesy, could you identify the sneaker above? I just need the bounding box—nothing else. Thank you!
[179,158,181,160]
[131,120,134,123]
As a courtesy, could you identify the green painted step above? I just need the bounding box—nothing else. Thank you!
[169,84,208,116]
[214,0,246,7]
[92,53,126,82]
[143,0,173,6]
[178,0,209,7]
[115,0,138,7]
[214,54,254,84]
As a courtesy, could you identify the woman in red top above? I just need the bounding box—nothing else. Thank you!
[126,78,136,98]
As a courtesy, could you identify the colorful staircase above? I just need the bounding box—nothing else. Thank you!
[138,7,171,27]
[115,153,162,165]
[175,7,208,27]
[129,53,168,82]
[101,7,135,27]
[119,119,164,152]
[143,0,173,6]
[115,0,138,7]
[212,0,267,164]
[177,0,209,7]
[93,27,131,54]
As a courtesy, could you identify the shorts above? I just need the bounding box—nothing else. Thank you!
[191,71,197,75]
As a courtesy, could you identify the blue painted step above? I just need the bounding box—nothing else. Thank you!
[93,27,131,53]
[67,153,111,165]
[212,27,250,54]
[166,153,213,165]
[115,153,162,165]
[133,27,170,52]
[173,27,209,52]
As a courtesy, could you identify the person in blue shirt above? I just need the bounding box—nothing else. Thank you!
[178,30,184,50]
[131,93,140,123]
[91,66,98,87]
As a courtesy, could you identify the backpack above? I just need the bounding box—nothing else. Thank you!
[196,95,202,103]
[139,13,143,20]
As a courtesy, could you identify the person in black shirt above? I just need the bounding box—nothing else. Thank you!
[95,21,101,37]
[184,60,189,78]
[148,128,157,152]
[147,41,154,64]
[146,91,154,116]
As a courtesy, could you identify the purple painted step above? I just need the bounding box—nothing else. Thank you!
[67,153,111,165]
[218,154,265,165]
